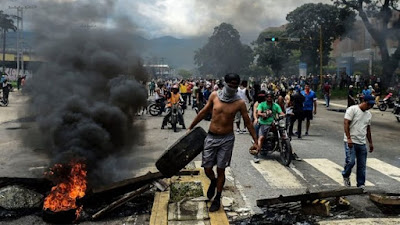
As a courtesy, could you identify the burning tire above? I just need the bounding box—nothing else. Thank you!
[156,127,207,177]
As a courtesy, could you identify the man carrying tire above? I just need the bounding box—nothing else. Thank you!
[188,73,259,212]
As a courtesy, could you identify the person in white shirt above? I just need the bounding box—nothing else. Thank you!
[342,95,375,189]
[235,80,252,134]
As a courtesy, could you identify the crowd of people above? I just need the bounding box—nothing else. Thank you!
[145,72,383,213]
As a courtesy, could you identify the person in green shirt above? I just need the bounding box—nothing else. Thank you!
[255,91,285,162]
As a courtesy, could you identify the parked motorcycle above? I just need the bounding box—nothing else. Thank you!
[392,97,400,122]
[259,115,293,166]
[379,93,395,111]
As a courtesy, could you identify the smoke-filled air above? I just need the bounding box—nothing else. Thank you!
[22,0,149,185]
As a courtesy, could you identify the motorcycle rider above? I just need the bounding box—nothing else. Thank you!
[161,84,186,130]
[255,91,285,163]
[154,83,166,115]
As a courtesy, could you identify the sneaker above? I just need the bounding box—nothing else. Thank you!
[253,155,260,163]
[305,132,309,136]
[292,153,302,161]
[241,129,248,133]
[358,185,366,190]
[209,198,221,212]
[161,125,164,129]
[236,129,241,134]
[343,177,351,187]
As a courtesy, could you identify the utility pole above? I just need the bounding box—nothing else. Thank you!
[2,28,5,73]
[9,5,36,78]
[319,25,323,87]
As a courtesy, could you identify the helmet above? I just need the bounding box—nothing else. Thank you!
[266,90,274,98]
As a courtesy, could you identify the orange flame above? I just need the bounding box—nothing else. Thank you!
[43,161,87,215]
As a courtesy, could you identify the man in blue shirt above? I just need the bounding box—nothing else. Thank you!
[301,83,317,136]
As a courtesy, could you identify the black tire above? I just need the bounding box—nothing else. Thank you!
[280,139,292,166]
[149,104,161,116]
[156,127,207,177]
[379,104,387,111]
[172,116,177,132]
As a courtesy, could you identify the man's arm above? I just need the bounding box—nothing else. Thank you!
[253,103,259,125]
[240,102,259,150]
[367,125,374,153]
[188,92,215,130]
[344,119,353,148]
[245,89,252,102]
[313,99,317,115]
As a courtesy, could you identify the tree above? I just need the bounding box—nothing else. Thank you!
[177,69,192,79]
[286,3,356,74]
[194,23,253,77]
[253,29,292,77]
[333,0,400,89]
[0,11,17,73]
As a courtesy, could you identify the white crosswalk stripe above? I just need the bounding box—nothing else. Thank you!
[304,159,374,187]
[250,160,303,189]
[188,158,398,191]
[367,158,400,183]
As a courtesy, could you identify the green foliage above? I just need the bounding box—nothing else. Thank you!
[178,69,192,79]
[316,88,350,100]
[0,11,17,32]
[1,11,18,70]
[286,3,356,74]
[194,23,253,77]
[333,0,400,89]
[253,30,292,76]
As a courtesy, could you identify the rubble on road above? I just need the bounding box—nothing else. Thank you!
[0,185,43,209]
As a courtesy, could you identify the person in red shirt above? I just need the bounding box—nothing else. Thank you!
[323,82,331,107]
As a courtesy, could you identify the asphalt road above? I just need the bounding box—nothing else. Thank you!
[0,92,399,223]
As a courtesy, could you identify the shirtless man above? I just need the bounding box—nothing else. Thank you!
[188,73,259,212]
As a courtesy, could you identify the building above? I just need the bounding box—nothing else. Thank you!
[144,64,171,77]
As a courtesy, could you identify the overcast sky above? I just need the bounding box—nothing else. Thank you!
[117,0,332,40]
[2,0,332,40]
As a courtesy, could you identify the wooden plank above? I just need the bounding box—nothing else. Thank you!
[91,171,163,194]
[149,191,169,225]
[256,187,363,207]
[369,194,400,206]
[92,184,152,220]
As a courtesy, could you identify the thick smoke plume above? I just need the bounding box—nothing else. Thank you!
[23,0,148,185]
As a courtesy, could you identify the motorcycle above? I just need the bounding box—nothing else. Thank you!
[167,102,185,132]
[148,100,163,116]
[259,115,293,166]
[378,93,395,111]
[392,97,400,122]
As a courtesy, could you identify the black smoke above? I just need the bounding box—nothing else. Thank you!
[23,0,148,185]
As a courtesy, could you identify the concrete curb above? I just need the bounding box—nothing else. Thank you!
[150,168,229,225]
